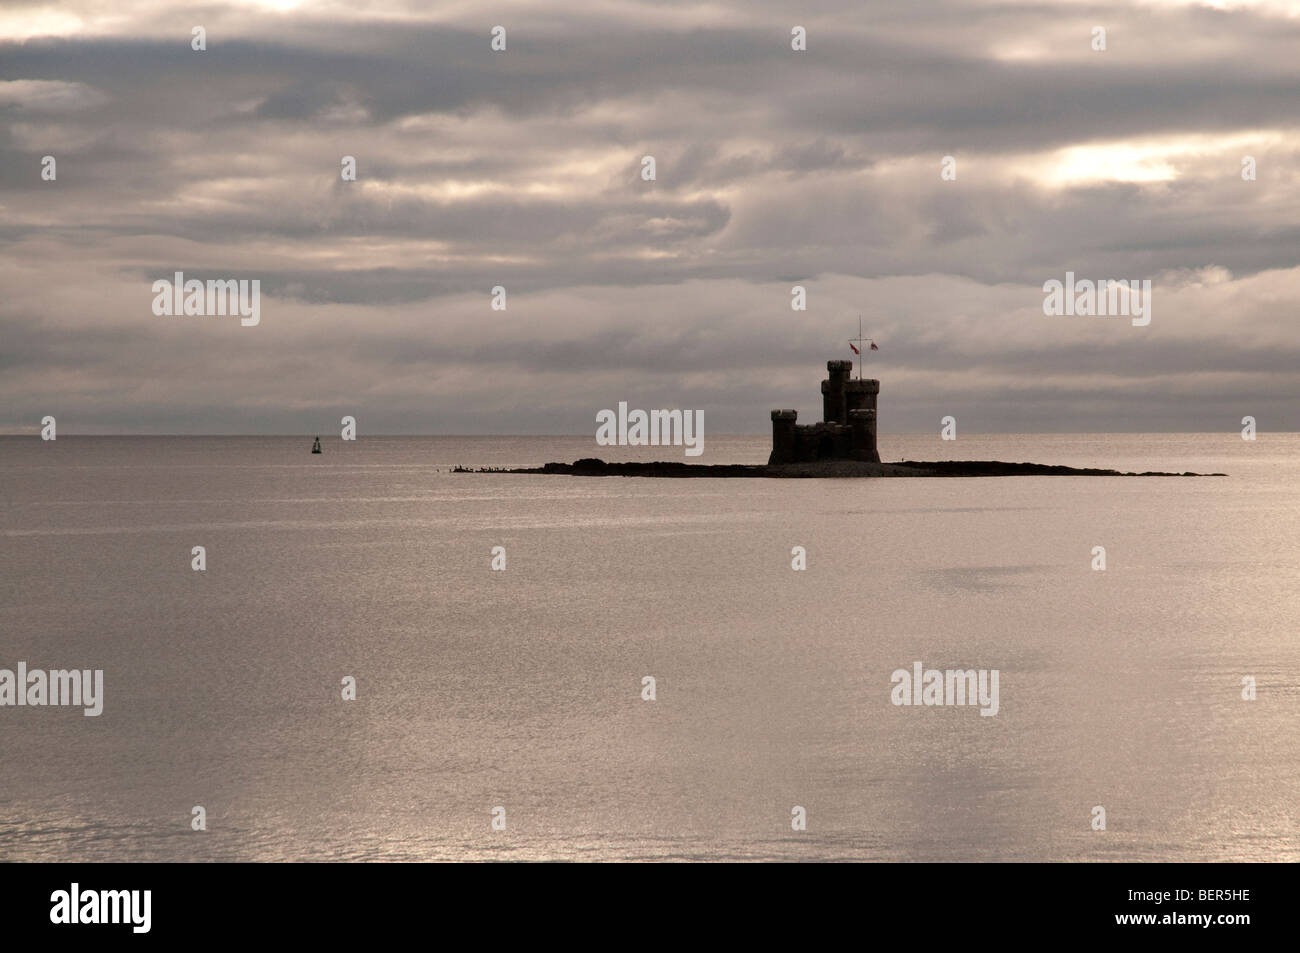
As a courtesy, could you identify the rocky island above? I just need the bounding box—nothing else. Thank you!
[462,360,1223,478]
[471,458,1219,477]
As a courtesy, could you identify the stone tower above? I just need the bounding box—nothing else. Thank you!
[769,360,880,464]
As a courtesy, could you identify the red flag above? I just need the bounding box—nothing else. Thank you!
[849,342,860,355]
[869,341,879,351]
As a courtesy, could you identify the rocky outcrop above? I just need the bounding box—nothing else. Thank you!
[464,458,1224,478]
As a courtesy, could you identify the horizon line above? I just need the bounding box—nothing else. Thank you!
[1,431,1290,439]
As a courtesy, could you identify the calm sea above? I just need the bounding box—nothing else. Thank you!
[1,434,1296,861]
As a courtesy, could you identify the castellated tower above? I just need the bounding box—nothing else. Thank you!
[769,360,880,465]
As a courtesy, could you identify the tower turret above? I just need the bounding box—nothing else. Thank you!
[848,408,880,463]
[821,360,853,424]
[844,377,879,418]
[768,409,798,465]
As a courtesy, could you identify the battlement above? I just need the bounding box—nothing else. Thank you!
[844,379,879,394]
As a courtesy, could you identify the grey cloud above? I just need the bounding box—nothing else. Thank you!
[2,0,1299,434]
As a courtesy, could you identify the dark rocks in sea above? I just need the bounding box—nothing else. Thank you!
[471,458,1223,478]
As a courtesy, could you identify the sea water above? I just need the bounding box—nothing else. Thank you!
[0,434,1295,861]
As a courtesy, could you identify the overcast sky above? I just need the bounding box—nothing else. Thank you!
[2,0,1299,434]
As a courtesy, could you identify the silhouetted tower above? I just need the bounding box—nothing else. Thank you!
[770,360,880,465]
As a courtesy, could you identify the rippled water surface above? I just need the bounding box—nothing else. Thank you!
[1,434,1296,861]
